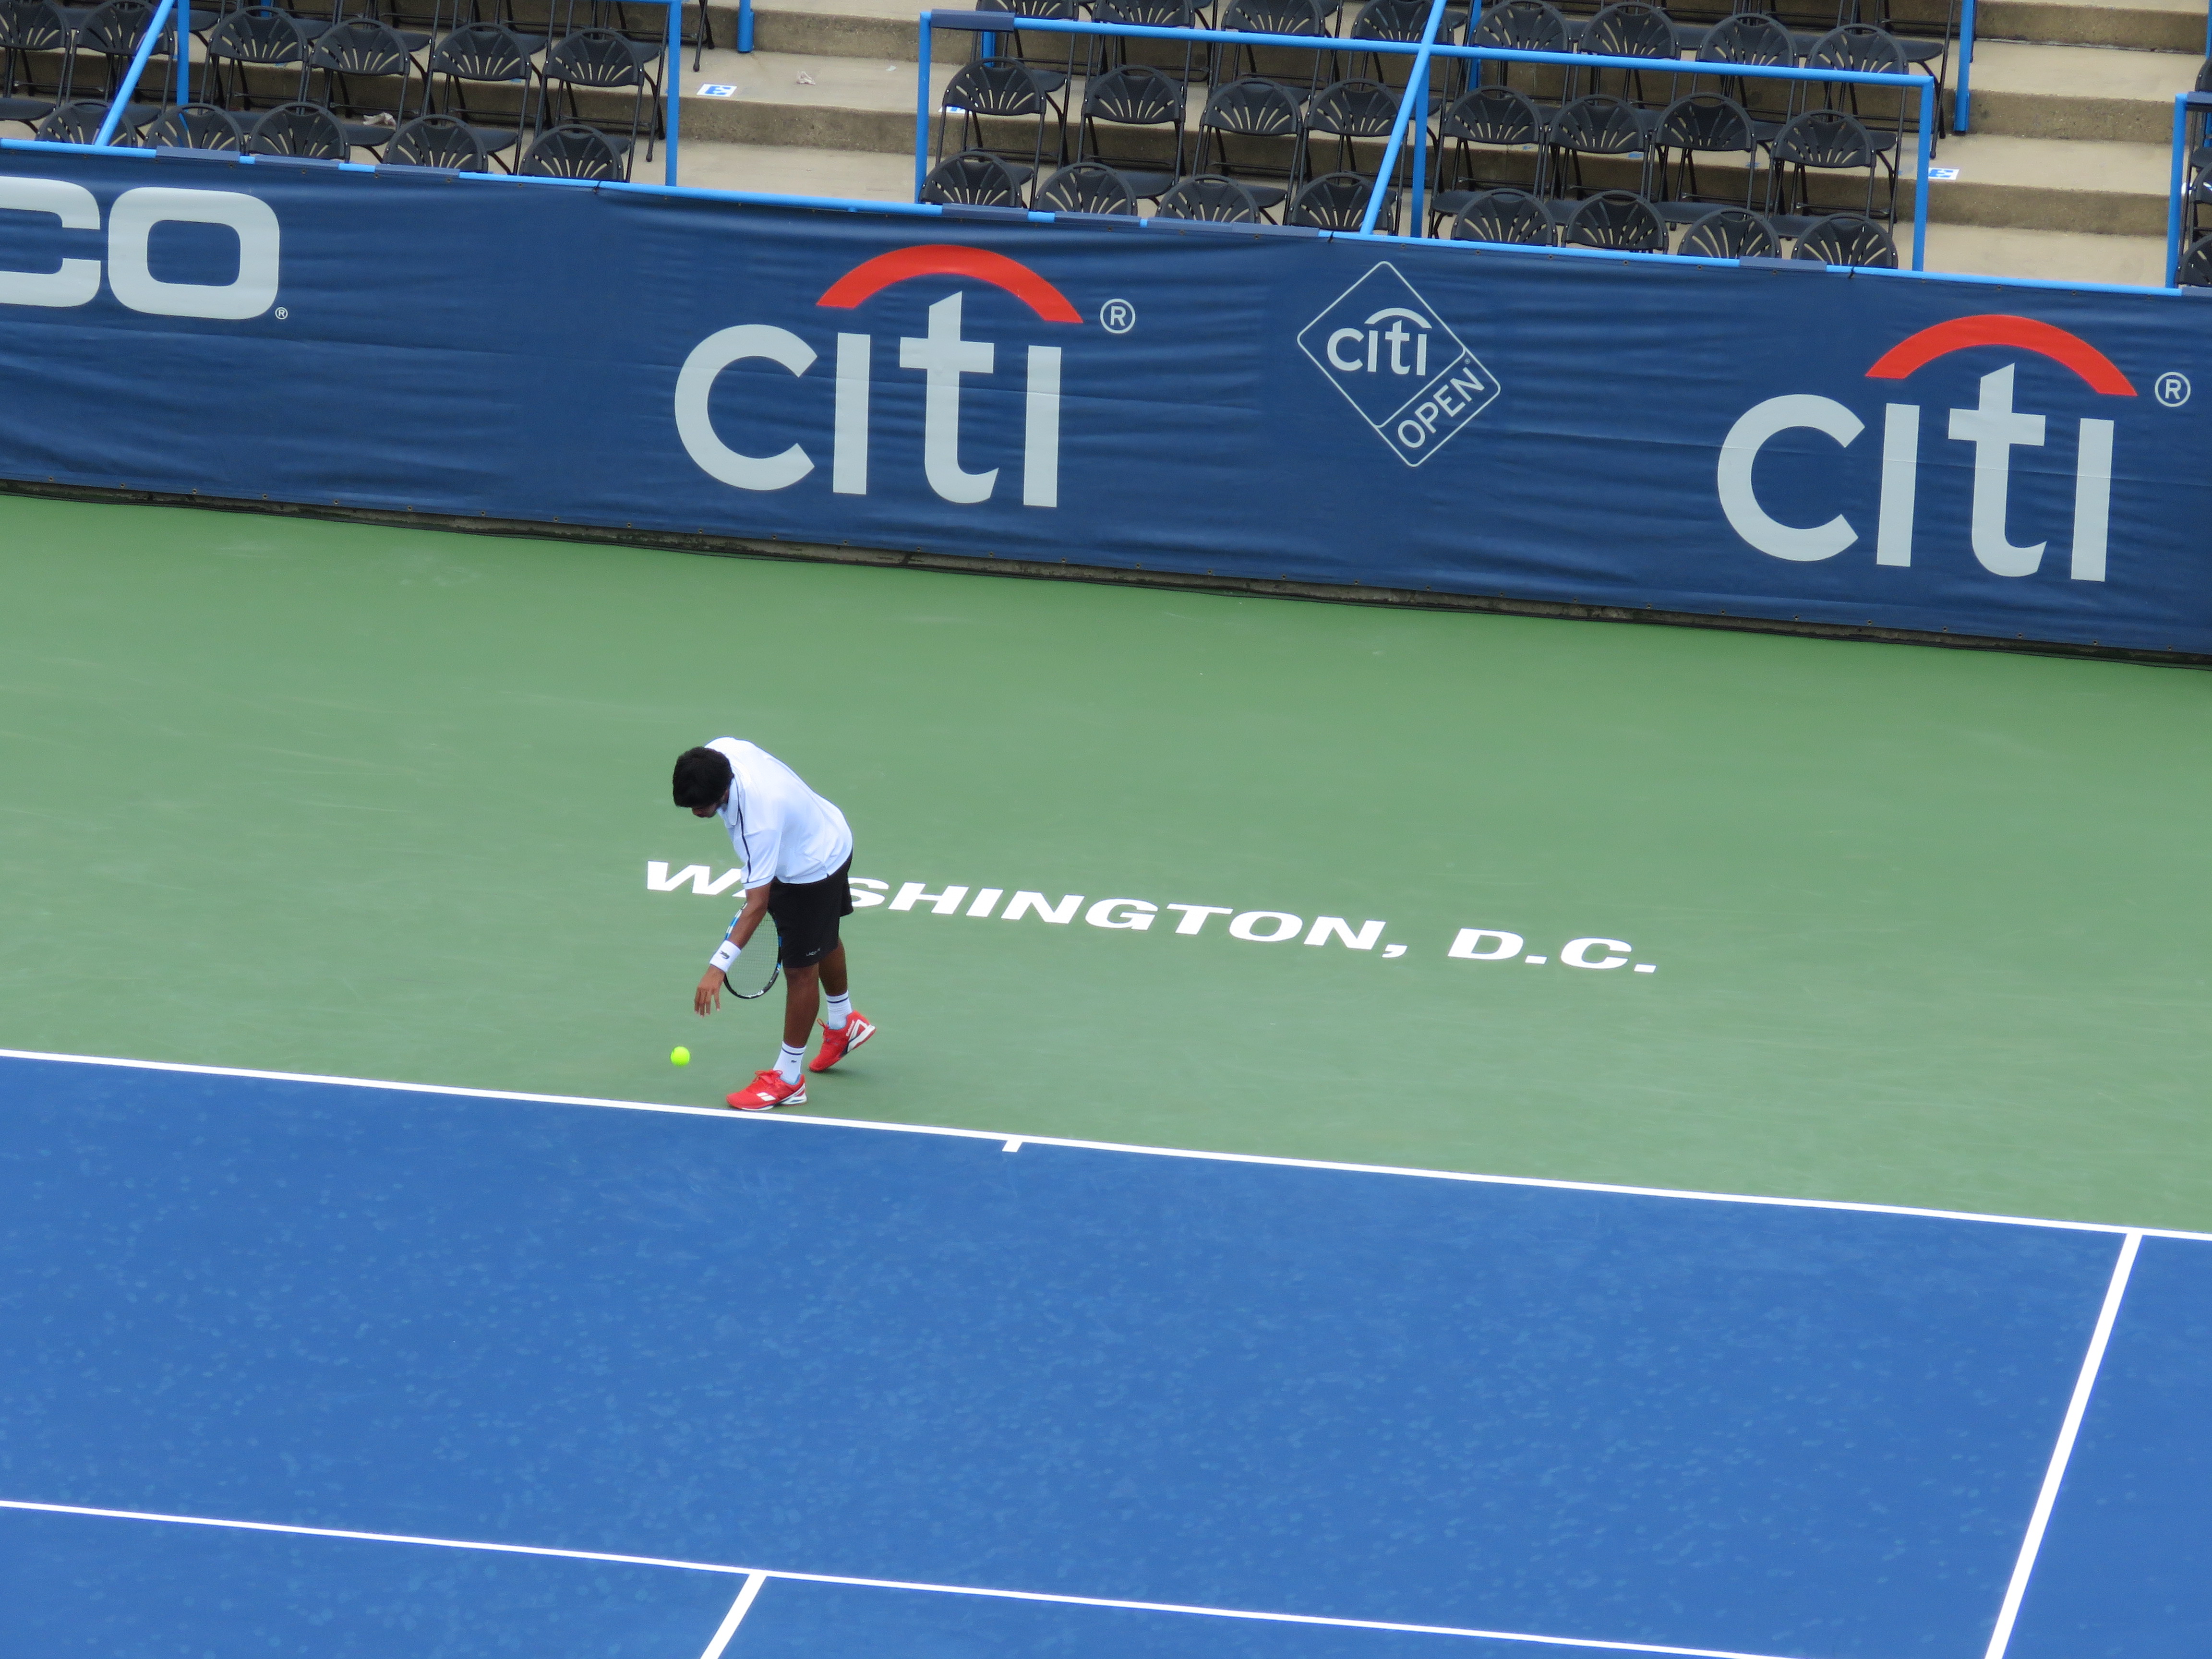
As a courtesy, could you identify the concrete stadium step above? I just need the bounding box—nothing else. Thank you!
[692,0,966,60]
[1924,222,2168,280]
[1974,0,2203,51]
[1965,37,2197,142]
[678,136,919,197]
[678,47,951,148]
[1925,129,2172,232]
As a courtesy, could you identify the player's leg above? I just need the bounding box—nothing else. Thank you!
[810,944,873,1072]
[727,888,817,1110]
[808,863,874,1073]
[782,962,822,1058]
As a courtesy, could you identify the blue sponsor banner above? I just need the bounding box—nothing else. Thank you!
[2,147,2208,653]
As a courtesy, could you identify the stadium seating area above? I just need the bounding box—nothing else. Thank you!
[915,1,1943,260]
[2171,73,2212,284]
[2,0,2198,281]
[0,0,698,176]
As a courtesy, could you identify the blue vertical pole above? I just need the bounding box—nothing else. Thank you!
[915,11,934,200]
[739,0,753,52]
[1911,80,1930,270]
[1410,57,1427,234]
[176,0,189,104]
[93,0,176,144]
[1360,0,1448,233]
[665,0,681,183]
[2168,94,2188,287]
[1952,0,1974,133]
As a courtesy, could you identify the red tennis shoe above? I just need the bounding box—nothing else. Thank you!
[808,1012,877,1073]
[727,1070,805,1111]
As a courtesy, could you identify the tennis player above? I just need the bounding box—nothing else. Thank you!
[672,738,875,1110]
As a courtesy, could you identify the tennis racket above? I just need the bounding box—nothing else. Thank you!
[721,938,782,1001]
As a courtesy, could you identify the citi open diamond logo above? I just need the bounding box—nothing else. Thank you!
[1296,263,1499,467]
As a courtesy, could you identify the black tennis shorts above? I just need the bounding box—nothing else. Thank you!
[766,856,854,969]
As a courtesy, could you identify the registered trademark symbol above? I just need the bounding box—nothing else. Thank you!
[274,306,289,320]
[1098,298,1135,334]
[2155,370,2190,407]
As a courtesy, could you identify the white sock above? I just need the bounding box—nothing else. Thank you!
[824,992,852,1032]
[776,1043,805,1085]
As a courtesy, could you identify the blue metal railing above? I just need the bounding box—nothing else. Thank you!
[1953,0,1974,134]
[92,0,176,145]
[2164,90,2212,286]
[921,8,1935,268]
[1359,0,1449,235]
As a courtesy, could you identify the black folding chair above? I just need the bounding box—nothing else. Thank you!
[1034,158,1139,213]
[1076,63,1185,198]
[520,119,627,177]
[1449,184,1555,241]
[935,56,1067,196]
[142,101,246,147]
[1430,83,1550,228]
[203,5,314,118]
[1155,172,1268,218]
[1215,0,1335,96]
[1188,74,1304,212]
[1677,202,1779,255]
[1791,209,1896,264]
[1573,0,1679,108]
[538,26,660,161]
[424,22,536,167]
[1560,186,1666,247]
[1287,168,1397,228]
[919,147,1031,204]
[1546,90,1650,198]
[1768,106,1892,224]
[386,109,493,168]
[1649,91,1760,214]
[246,98,349,156]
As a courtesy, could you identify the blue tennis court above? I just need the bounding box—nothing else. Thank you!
[2,1050,2206,1659]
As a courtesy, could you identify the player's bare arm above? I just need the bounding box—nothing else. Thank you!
[695,884,774,1017]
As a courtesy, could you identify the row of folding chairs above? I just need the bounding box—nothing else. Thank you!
[934,59,1900,223]
[921,147,1897,266]
[936,15,1933,190]
[1432,86,1900,223]
[1,0,663,155]
[978,0,1948,121]
[924,148,1407,226]
[977,0,1944,35]
[1443,185,1896,261]
[12,89,627,168]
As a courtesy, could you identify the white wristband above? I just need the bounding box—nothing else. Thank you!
[709,940,741,973]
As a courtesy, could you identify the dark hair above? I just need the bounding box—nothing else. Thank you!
[672,745,734,809]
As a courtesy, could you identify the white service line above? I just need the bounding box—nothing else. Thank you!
[699,1573,768,1659]
[0,1496,1808,1659]
[3,1049,2208,1244]
[1978,1228,2143,1659]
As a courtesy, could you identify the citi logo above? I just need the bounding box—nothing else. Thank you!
[675,245,1080,507]
[0,179,279,321]
[1325,305,1442,379]
[1718,315,2135,581]
[1298,263,1498,467]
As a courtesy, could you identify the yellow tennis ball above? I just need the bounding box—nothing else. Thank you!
[670,1046,691,1068]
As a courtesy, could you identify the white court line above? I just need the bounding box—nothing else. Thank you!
[1979,1228,2143,1659]
[0,1497,1807,1659]
[6,1046,2209,1242]
[699,1573,767,1659]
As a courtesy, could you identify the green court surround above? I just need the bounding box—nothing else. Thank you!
[2,493,2207,1232]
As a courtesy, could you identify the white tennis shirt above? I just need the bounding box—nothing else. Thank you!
[705,738,853,891]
